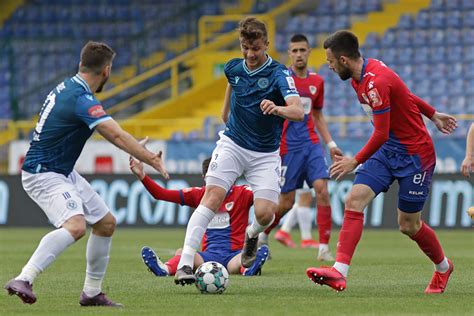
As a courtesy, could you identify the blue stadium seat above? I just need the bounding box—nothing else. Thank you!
[395,30,412,47]
[430,11,446,29]
[446,10,462,28]
[397,14,414,30]
[463,10,474,28]
[414,10,430,29]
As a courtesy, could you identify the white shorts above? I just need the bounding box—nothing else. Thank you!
[22,170,110,228]
[205,133,281,204]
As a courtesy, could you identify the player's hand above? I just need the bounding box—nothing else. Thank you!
[460,156,472,177]
[138,136,170,179]
[260,99,280,116]
[129,156,145,180]
[330,155,359,181]
[329,147,343,161]
[431,112,457,135]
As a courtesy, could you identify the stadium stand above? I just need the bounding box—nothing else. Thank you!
[0,0,472,142]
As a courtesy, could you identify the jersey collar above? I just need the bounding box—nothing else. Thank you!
[72,74,93,94]
[289,65,309,78]
[243,55,272,76]
[359,58,368,82]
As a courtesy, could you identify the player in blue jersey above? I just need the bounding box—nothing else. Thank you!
[4,42,168,306]
[259,34,342,261]
[174,17,304,285]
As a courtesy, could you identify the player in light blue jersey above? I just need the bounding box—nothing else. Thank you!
[4,42,168,306]
[174,17,304,285]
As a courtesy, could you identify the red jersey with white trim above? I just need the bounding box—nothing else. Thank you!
[280,68,324,155]
[351,58,435,169]
[180,185,253,252]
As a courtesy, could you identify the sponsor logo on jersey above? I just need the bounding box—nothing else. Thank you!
[282,69,290,76]
[309,85,317,95]
[285,76,296,90]
[258,77,270,89]
[88,105,106,118]
[368,81,374,89]
[367,88,383,107]
[235,76,240,84]
[208,212,230,229]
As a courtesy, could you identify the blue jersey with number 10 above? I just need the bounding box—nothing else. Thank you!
[223,56,299,152]
[22,74,112,176]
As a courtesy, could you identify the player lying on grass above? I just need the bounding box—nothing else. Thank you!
[129,154,270,277]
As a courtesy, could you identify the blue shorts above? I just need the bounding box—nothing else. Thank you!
[198,249,241,268]
[354,147,435,213]
[280,143,329,193]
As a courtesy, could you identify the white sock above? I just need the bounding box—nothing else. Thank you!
[319,243,329,254]
[246,214,275,238]
[333,262,349,278]
[297,206,313,240]
[177,205,215,269]
[435,257,449,273]
[83,234,112,297]
[281,205,298,233]
[16,228,75,284]
[258,232,269,243]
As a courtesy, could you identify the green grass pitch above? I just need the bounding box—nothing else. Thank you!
[0,228,473,315]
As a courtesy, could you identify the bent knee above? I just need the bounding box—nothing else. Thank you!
[64,220,86,240]
[398,221,421,237]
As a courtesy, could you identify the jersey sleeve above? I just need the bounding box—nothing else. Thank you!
[224,58,241,83]
[181,186,206,208]
[142,176,182,204]
[354,77,391,163]
[275,66,300,100]
[75,93,111,129]
[313,77,324,110]
[411,93,436,118]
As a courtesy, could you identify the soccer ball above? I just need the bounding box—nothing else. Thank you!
[195,261,229,294]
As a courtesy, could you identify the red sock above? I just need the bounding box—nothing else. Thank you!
[335,210,364,265]
[264,212,281,235]
[410,221,445,264]
[317,205,332,244]
[165,255,181,276]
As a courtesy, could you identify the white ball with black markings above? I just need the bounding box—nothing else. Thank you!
[194,261,229,294]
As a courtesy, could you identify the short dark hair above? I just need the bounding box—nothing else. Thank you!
[79,41,116,74]
[323,30,361,59]
[238,17,267,42]
[202,157,212,176]
[290,33,309,44]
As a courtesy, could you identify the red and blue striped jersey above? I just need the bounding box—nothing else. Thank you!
[280,68,324,155]
[179,185,254,252]
[351,58,435,169]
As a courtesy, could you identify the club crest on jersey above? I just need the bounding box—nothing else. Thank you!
[258,77,269,89]
[367,88,383,107]
[88,105,106,118]
[309,85,317,95]
[210,162,218,170]
[225,202,234,211]
[66,200,78,210]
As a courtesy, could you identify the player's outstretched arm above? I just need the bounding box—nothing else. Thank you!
[96,119,169,179]
[222,84,232,123]
[461,123,474,177]
[260,96,304,121]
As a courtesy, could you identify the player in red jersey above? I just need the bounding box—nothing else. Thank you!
[129,154,269,277]
[259,34,342,261]
[306,31,457,293]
